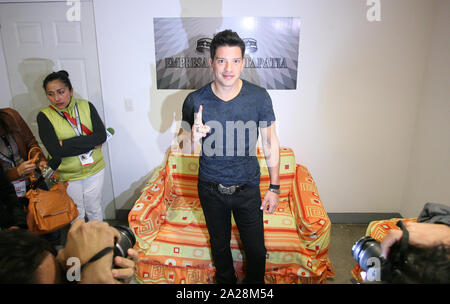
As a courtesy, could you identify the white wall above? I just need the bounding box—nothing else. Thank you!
[91,0,440,214]
[401,0,450,218]
[0,36,12,108]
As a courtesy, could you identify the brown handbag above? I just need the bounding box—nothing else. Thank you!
[26,181,78,234]
[25,148,78,234]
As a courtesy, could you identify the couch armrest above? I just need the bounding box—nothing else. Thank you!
[289,164,331,256]
[128,163,173,250]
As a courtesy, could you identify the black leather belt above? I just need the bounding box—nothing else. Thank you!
[201,181,248,195]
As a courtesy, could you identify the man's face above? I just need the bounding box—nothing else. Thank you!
[210,45,245,89]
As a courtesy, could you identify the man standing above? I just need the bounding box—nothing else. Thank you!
[178,29,280,284]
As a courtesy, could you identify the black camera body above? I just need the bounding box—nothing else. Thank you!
[352,220,410,283]
[113,226,136,259]
[352,236,402,282]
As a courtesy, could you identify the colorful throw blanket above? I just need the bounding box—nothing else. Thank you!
[129,147,334,283]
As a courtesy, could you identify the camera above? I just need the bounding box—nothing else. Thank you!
[352,221,408,283]
[113,226,136,259]
[352,236,382,272]
[351,236,400,282]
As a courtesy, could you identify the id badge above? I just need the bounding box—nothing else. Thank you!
[12,178,26,197]
[78,151,95,167]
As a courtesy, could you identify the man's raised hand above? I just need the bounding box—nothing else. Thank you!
[192,105,211,142]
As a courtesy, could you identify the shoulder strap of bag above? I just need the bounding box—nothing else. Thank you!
[28,146,42,163]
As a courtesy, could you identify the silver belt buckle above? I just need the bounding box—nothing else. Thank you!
[218,184,236,195]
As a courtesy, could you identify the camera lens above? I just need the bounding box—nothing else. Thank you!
[113,226,136,258]
[352,236,383,271]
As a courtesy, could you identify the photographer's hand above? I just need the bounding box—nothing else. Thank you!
[112,248,139,284]
[57,220,120,284]
[381,222,450,258]
[381,229,402,258]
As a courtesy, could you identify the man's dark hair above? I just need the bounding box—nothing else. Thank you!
[210,29,245,59]
[0,229,55,283]
[389,244,450,283]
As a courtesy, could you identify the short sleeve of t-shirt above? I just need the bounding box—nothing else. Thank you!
[181,93,195,130]
[258,89,276,128]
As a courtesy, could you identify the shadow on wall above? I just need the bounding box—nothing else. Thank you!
[114,0,225,215]
[122,0,224,215]
[103,108,156,212]
[13,58,86,143]
[13,58,55,133]
[115,146,176,218]
[148,63,188,150]
[147,0,223,154]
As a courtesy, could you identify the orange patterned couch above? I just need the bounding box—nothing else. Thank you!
[128,146,334,284]
[351,217,418,282]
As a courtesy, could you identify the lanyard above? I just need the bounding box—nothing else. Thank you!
[50,103,92,136]
[50,103,94,159]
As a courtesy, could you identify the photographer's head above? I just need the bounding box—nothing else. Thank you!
[353,221,450,283]
[381,221,450,283]
[0,221,138,284]
[0,229,60,284]
[388,244,449,283]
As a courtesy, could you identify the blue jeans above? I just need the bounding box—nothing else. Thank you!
[198,180,266,284]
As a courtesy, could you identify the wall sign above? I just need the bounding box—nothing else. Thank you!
[154,17,300,90]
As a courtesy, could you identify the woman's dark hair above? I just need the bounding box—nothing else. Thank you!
[0,111,10,133]
[42,70,72,91]
[210,29,245,59]
[0,229,56,283]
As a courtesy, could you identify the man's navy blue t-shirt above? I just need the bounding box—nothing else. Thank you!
[181,79,276,187]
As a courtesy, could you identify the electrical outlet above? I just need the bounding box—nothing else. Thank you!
[124,98,133,112]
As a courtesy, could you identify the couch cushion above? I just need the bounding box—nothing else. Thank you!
[136,196,314,283]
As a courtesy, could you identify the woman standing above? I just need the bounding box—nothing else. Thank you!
[37,70,107,222]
